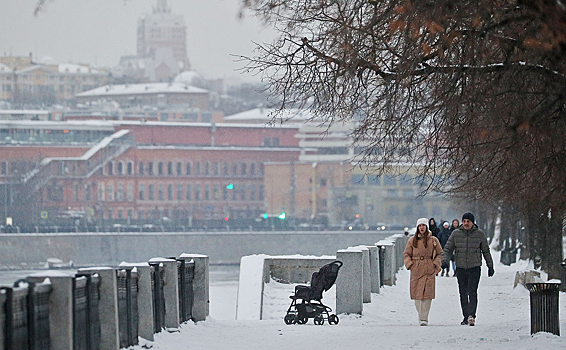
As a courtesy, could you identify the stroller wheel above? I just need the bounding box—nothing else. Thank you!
[296,316,308,324]
[284,314,296,325]
[313,315,324,325]
[328,314,339,325]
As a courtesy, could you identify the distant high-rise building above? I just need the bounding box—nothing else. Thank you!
[137,0,189,77]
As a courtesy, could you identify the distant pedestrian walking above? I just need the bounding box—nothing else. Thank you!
[404,218,443,326]
[438,221,451,276]
[428,218,440,238]
[449,219,459,275]
[441,212,494,326]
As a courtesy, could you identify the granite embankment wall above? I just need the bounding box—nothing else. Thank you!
[0,231,395,266]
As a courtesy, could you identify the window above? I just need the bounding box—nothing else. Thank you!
[167,162,173,175]
[117,162,123,175]
[116,184,123,201]
[148,184,155,200]
[195,185,201,200]
[118,210,123,220]
[250,185,256,200]
[384,175,397,185]
[139,184,145,200]
[73,184,79,201]
[47,185,64,201]
[98,182,105,200]
[158,184,164,200]
[223,187,228,200]
[84,184,91,201]
[231,163,237,175]
[127,162,133,175]
[213,185,219,200]
[204,162,209,175]
[222,162,228,175]
[369,175,381,185]
[158,162,164,175]
[204,185,210,200]
[194,163,201,175]
[176,163,182,176]
[320,178,327,187]
[177,184,183,200]
[1,162,6,175]
[241,163,247,175]
[139,162,144,175]
[168,184,173,200]
[213,162,219,175]
[272,137,280,146]
[250,163,255,175]
[259,185,264,200]
[186,163,192,175]
[351,174,365,185]
[107,162,113,175]
[148,162,154,175]
[387,189,397,197]
[186,184,192,200]
[127,183,134,201]
[399,174,413,186]
[106,184,114,201]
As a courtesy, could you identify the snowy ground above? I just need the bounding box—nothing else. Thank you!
[134,251,566,350]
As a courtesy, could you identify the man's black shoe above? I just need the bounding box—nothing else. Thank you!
[461,317,468,325]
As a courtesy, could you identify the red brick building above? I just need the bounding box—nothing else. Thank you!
[0,120,300,231]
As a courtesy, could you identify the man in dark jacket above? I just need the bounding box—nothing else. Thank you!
[441,212,494,326]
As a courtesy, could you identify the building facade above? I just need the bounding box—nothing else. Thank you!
[0,56,109,103]
[0,120,300,232]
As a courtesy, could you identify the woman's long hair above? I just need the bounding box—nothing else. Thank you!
[412,226,430,248]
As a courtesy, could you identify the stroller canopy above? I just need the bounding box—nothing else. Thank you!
[310,261,343,298]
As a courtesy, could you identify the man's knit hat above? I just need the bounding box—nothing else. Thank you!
[462,212,475,223]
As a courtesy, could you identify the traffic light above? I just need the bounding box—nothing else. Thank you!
[226,183,234,190]
[224,216,229,222]
[278,212,286,220]
[263,212,268,219]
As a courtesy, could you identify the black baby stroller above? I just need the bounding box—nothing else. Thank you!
[284,260,343,325]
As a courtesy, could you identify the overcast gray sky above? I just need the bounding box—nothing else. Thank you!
[0,0,275,82]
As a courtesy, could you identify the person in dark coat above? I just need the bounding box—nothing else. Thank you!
[438,221,451,276]
[428,218,440,238]
[441,212,495,326]
[449,219,459,275]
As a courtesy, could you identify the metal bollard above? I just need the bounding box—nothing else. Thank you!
[526,283,561,336]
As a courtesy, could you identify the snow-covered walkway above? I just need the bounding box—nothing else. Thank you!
[133,252,566,350]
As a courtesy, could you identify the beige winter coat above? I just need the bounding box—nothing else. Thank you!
[404,232,443,300]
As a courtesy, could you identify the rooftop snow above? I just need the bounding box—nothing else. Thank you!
[76,82,208,97]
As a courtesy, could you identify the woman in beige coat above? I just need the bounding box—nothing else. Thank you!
[404,217,443,326]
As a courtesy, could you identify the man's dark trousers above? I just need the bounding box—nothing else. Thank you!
[456,266,481,318]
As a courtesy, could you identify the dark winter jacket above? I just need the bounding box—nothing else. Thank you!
[429,218,440,238]
[438,227,451,248]
[441,224,494,270]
